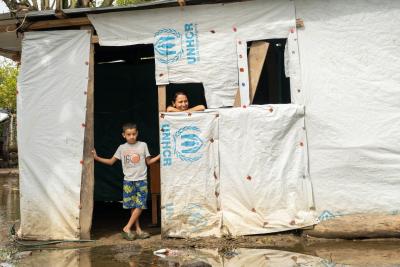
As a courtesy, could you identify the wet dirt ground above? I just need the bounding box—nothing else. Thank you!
[1,174,400,266]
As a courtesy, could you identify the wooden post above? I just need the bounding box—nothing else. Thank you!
[150,85,166,225]
[248,41,269,103]
[158,85,166,112]
[79,30,94,239]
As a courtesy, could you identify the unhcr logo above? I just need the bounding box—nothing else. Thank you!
[154,23,200,65]
[154,28,184,64]
[173,126,204,162]
[160,123,172,166]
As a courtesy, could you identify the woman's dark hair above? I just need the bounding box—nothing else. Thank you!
[172,91,188,103]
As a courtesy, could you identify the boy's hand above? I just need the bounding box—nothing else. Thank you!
[92,149,98,159]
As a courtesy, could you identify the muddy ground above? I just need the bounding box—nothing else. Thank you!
[2,171,400,266]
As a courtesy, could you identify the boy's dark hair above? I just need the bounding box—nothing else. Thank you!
[122,122,138,132]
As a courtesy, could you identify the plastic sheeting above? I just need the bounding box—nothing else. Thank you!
[296,0,400,219]
[17,30,91,240]
[160,111,220,237]
[88,0,295,108]
[160,106,316,237]
[219,105,316,235]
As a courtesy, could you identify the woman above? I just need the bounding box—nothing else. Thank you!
[166,91,205,112]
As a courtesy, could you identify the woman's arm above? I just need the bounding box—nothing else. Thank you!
[187,105,205,112]
[166,106,181,112]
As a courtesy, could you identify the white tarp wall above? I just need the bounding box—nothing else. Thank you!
[160,106,316,237]
[219,105,316,236]
[88,0,296,108]
[296,0,400,219]
[17,30,91,240]
[159,112,220,237]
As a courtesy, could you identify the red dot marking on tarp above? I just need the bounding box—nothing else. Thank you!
[217,207,221,211]
[297,89,301,93]
[238,40,242,45]
[85,61,89,65]
[159,73,164,77]
[246,175,252,180]
[210,30,216,34]
[80,160,84,164]
[242,105,247,108]
[239,54,243,58]
[239,68,245,72]
[210,138,214,143]
[84,91,87,95]
[290,220,296,225]
[233,27,237,32]
[187,112,192,117]
[215,114,219,118]
[160,114,165,119]
[81,123,86,127]
[16,90,19,95]
[300,142,304,147]
[269,107,273,112]
[290,28,295,33]
[251,208,256,212]
[215,192,219,197]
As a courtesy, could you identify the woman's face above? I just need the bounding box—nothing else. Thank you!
[173,94,189,111]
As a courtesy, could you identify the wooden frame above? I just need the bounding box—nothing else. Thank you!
[79,29,95,239]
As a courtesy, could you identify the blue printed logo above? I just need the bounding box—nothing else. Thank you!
[154,28,184,64]
[173,126,204,162]
[154,23,199,65]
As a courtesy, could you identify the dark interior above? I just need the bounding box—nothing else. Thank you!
[249,38,291,104]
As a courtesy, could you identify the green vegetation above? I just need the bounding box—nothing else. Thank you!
[0,61,18,113]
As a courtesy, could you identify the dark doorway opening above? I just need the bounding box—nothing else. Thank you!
[92,44,160,237]
[248,39,291,104]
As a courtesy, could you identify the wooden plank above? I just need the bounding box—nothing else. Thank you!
[0,48,20,62]
[91,35,99,44]
[0,17,92,33]
[233,88,241,107]
[158,85,166,112]
[79,31,94,240]
[248,41,269,103]
[149,161,160,224]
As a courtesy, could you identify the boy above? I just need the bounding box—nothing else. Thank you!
[92,123,160,240]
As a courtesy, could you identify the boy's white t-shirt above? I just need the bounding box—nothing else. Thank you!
[113,141,150,181]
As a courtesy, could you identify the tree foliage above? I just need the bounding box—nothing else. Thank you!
[0,61,18,113]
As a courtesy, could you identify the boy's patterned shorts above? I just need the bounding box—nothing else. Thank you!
[122,180,148,209]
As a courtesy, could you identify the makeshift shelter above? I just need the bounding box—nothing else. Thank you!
[1,0,400,240]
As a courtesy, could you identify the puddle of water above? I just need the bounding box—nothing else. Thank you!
[9,243,400,267]
[0,176,19,246]
[1,175,400,267]
[9,246,341,267]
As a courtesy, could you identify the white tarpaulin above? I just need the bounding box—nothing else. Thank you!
[219,105,316,235]
[159,111,220,237]
[160,106,316,237]
[89,0,295,108]
[296,0,400,220]
[17,30,91,240]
